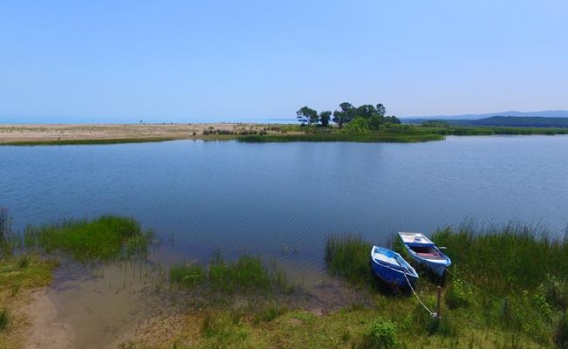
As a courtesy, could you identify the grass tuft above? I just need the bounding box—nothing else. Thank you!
[360,318,400,349]
[170,253,290,294]
[24,215,152,260]
[325,234,372,286]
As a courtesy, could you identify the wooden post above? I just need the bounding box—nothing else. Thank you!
[436,286,442,319]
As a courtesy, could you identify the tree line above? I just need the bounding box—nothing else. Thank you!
[296,102,400,129]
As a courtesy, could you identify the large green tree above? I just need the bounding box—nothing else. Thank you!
[296,106,318,126]
[319,110,332,127]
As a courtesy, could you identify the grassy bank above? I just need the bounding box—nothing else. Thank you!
[0,213,153,348]
[239,126,445,143]
[3,210,568,348]
[121,227,568,348]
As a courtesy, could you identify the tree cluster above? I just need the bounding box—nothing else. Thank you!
[296,102,400,129]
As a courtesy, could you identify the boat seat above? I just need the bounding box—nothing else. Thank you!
[416,252,445,260]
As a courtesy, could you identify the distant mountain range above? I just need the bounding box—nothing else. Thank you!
[403,110,568,121]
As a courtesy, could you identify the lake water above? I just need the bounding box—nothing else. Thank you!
[2,136,568,282]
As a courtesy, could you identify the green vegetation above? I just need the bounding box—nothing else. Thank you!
[325,234,372,286]
[360,319,400,349]
[239,124,445,143]
[170,254,290,294]
[0,255,58,348]
[24,215,152,260]
[296,102,400,128]
[1,212,152,348]
[3,205,568,347]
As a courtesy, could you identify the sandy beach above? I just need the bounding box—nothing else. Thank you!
[0,123,276,144]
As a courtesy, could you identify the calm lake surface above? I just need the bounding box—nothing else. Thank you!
[2,136,568,282]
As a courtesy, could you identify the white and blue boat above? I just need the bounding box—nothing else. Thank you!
[370,246,418,289]
[398,232,451,277]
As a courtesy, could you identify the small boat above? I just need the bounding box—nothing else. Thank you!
[398,232,451,277]
[370,246,418,289]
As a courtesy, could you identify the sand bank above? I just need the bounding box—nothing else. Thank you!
[0,123,275,144]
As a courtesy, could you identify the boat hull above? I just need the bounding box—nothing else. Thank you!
[370,246,418,289]
[398,232,451,277]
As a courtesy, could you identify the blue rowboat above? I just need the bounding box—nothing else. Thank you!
[398,232,451,277]
[370,246,418,289]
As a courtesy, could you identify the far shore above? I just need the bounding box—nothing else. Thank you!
[0,123,283,144]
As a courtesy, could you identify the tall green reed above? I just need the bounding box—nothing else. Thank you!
[24,215,151,260]
[325,234,372,286]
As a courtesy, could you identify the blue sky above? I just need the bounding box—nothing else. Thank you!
[1,0,567,123]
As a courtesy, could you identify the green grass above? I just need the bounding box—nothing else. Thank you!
[238,129,444,143]
[169,253,291,294]
[23,215,152,260]
[432,223,568,293]
[325,234,372,286]
[319,227,568,348]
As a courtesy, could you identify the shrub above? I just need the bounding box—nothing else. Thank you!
[445,278,473,309]
[361,319,400,349]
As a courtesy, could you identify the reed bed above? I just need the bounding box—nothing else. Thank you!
[432,223,568,293]
[325,234,372,286]
[322,228,568,348]
[169,253,290,294]
[23,215,152,260]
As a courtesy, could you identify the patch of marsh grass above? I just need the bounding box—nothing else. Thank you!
[433,223,568,294]
[325,234,372,286]
[169,264,205,288]
[170,253,290,294]
[24,215,152,261]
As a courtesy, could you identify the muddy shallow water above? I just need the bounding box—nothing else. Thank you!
[46,260,166,348]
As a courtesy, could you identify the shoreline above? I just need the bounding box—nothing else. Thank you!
[0,123,280,144]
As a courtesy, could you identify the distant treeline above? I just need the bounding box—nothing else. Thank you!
[422,116,568,128]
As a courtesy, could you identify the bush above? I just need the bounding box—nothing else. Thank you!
[445,278,473,309]
[361,319,400,349]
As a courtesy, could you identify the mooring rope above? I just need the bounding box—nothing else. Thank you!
[404,272,437,317]
[446,269,504,302]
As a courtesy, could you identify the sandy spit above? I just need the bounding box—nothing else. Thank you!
[0,123,277,143]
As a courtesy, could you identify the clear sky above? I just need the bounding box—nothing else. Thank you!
[1,0,567,123]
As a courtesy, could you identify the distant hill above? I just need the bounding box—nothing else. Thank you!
[451,116,568,128]
[403,110,568,123]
